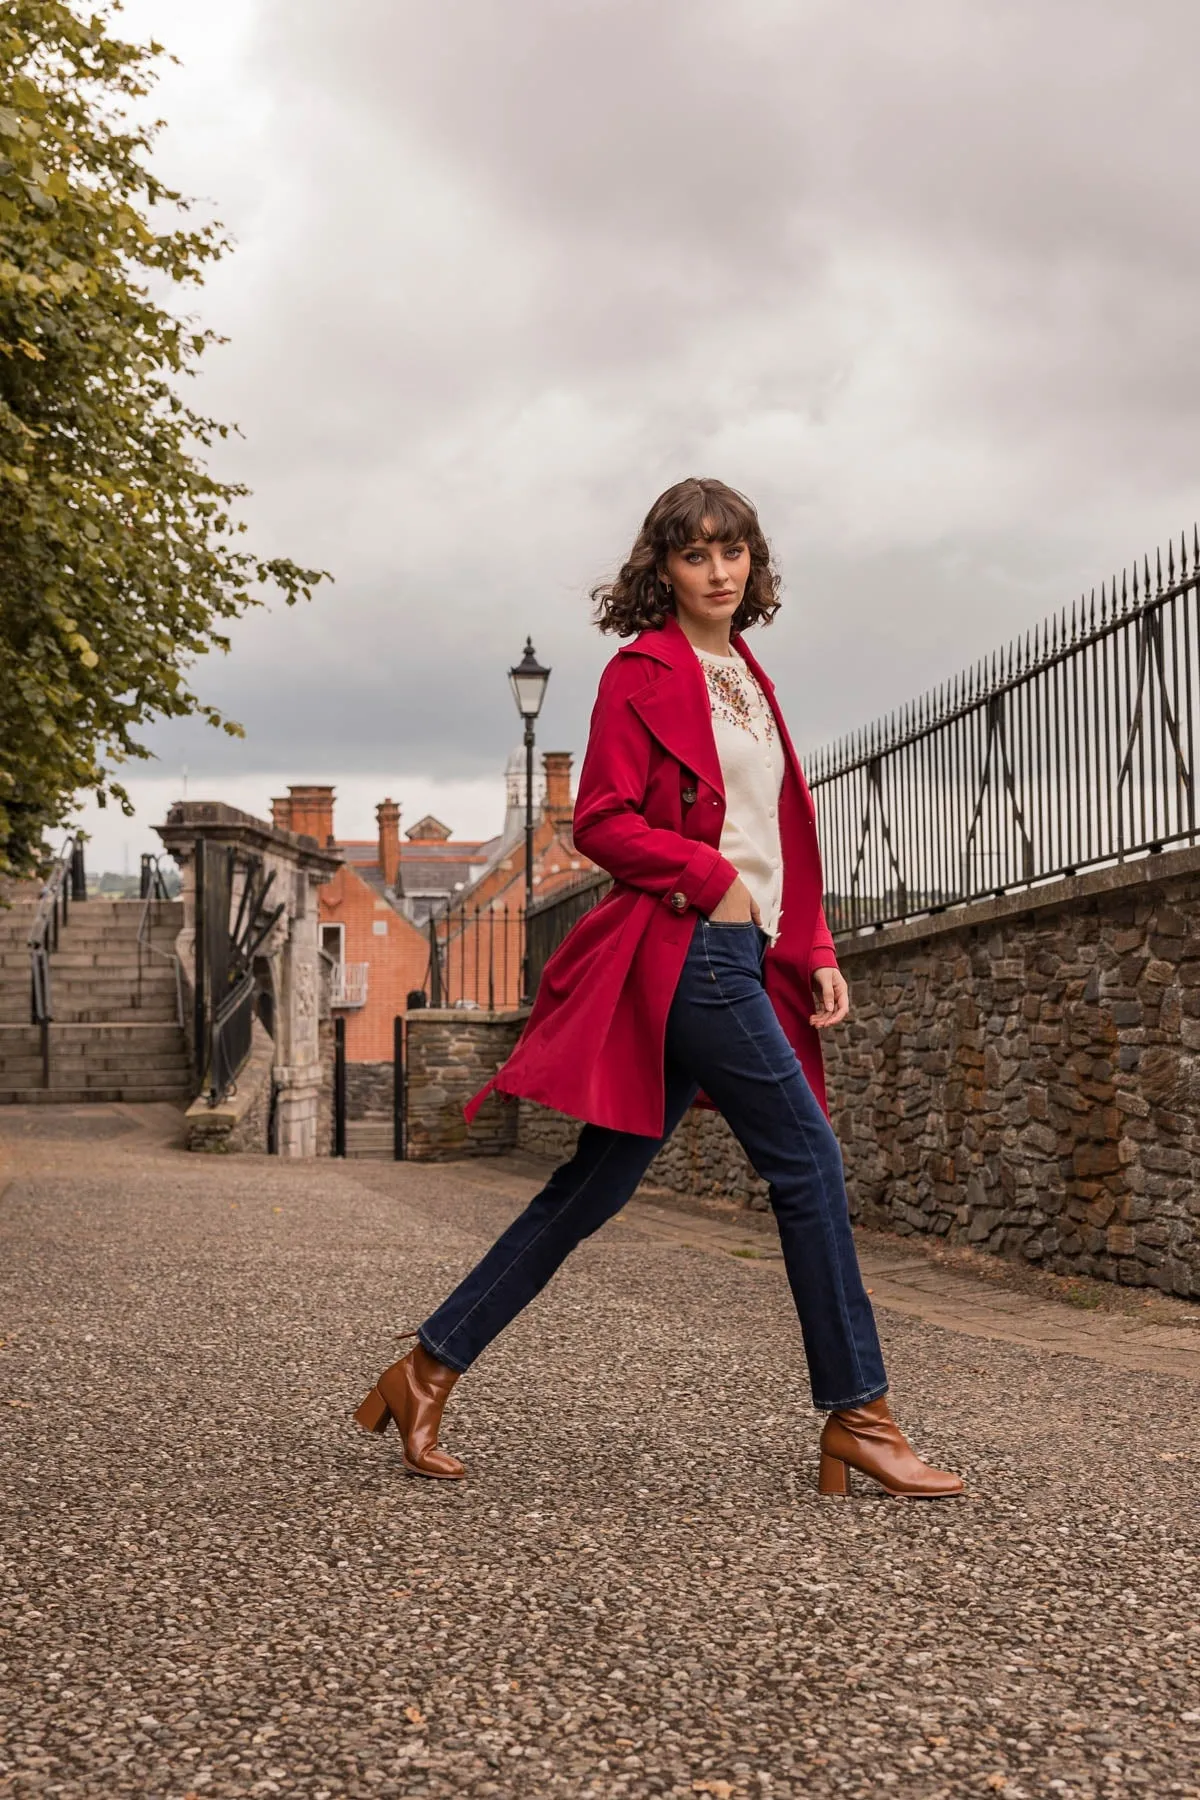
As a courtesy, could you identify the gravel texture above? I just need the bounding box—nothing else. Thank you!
[1,1105,1198,1800]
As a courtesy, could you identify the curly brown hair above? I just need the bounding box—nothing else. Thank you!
[592,477,781,637]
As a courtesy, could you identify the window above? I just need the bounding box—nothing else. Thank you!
[321,923,345,964]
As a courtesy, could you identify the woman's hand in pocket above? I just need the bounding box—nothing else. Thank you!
[708,877,761,925]
[810,966,850,1028]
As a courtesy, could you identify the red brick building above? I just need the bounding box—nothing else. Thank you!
[269,750,592,1071]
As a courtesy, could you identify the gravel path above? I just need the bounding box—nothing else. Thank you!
[2,1105,1198,1800]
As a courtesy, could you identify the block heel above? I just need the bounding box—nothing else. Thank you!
[353,1386,391,1434]
[818,1451,850,1496]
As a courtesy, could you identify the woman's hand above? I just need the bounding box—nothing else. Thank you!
[708,876,761,925]
[810,966,850,1029]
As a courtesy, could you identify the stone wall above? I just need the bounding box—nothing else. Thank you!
[347,1059,393,1120]
[405,1010,524,1161]
[826,848,1200,1297]
[406,850,1200,1297]
[518,1099,770,1208]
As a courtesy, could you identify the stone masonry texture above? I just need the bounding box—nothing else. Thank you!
[346,1059,394,1121]
[826,852,1200,1297]
[405,1011,524,1160]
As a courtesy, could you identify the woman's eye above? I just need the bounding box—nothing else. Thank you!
[684,552,705,563]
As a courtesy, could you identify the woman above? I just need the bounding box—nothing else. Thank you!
[356,479,963,1500]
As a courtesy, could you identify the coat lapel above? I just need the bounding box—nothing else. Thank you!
[621,618,725,798]
[734,632,815,822]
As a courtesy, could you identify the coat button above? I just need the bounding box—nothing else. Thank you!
[669,890,687,912]
[682,786,698,805]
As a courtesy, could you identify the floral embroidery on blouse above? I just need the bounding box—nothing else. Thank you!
[701,658,777,745]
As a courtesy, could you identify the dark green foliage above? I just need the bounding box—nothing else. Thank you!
[0,2,327,877]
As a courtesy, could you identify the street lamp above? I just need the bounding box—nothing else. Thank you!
[509,637,551,1001]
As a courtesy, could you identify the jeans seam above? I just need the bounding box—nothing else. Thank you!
[703,933,870,1397]
[423,1132,626,1365]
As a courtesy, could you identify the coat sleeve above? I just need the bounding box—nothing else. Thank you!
[572,659,740,915]
[809,902,840,980]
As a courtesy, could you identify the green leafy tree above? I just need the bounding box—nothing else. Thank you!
[0,2,327,879]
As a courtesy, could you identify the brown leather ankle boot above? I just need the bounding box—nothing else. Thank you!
[818,1398,963,1499]
[354,1341,466,1479]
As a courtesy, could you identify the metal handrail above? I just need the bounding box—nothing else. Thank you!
[136,854,184,1027]
[27,832,87,1088]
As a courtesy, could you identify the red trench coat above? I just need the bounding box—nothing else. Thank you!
[465,613,840,1138]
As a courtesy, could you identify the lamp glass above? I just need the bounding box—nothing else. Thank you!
[508,639,551,719]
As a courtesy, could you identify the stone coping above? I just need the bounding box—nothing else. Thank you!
[406,1008,528,1025]
[156,800,342,876]
[834,840,1200,961]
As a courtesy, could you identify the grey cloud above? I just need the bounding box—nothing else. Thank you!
[126,0,1200,803]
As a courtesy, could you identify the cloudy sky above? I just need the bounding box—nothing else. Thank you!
[77,0,1200,872]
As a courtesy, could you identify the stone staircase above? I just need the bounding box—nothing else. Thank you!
[0,898,194,1105]
[345,1117,395,1161]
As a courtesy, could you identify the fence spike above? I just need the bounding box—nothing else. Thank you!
[1145,552,1153,597]
[1181,529,1189,580]
[1194,523,1199,572]
[1168,537,1176,585]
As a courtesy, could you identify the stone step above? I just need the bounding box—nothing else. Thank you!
[0,1084,191,1105]
[0,1022,187,1045]
[344,1121,396,1161]
[12,1008,182,1027]
[0,1059,191,1085]
[0,1062,193,1087]
[0,987,180,1013]
[0,946,178,970]
[60,900,181,922]
[1,1036,192,1058]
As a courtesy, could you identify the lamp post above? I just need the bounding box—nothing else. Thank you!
[509,636,551,999]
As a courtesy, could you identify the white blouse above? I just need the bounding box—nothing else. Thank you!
[695,645,786,941]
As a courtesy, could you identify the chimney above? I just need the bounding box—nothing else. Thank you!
[287,784,335,846]
[377,797,402,891]
[542,752,574,831]
[270,795,293,832]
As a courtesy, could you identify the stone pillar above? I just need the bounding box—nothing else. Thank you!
[405,1010,525,1159]
[156,801,341,1159]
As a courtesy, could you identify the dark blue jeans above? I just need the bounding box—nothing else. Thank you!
[419,918,888,1411]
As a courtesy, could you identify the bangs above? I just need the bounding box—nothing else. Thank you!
[656,479,760,551]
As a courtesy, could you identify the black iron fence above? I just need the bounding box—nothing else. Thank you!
[526,870,610,992]
[424,898,525,1010]
[422,874,612,1009]
[807,530,1200,934]
[193,841,283,1104]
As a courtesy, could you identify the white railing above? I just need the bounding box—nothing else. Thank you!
[330,961,369,1008]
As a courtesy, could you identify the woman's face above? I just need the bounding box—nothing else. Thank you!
[662,524,749,634]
